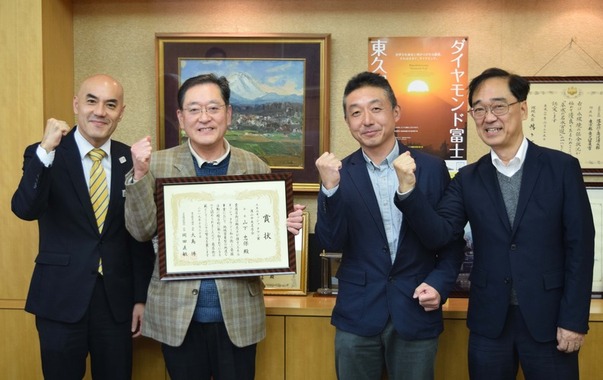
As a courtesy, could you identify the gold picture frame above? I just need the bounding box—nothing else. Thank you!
[156,33,331,192]
[262,211,309,295]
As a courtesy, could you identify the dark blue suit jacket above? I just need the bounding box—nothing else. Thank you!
[315,142,465,339]
[12,129,154,324]
[396,140,595,342]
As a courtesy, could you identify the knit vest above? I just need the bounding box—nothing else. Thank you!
[191,155,231,322]
[497,166,523,305]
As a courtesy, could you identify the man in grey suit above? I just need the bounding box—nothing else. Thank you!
[124,73,304,380]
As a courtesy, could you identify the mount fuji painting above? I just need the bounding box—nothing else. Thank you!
[180,59,305,168]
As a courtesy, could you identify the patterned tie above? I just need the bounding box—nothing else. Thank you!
[89,148,108,274]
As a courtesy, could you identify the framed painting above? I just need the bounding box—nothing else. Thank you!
[156,33,331,192]
[524,76,603,174]
[262,211,309,295]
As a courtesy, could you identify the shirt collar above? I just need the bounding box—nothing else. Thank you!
[362,143,400,170]
[490,137,528,174]
[74,126,111,160]
[188,138,231,167]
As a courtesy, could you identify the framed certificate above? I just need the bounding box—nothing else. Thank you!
[524,77,603,174]
[262,211,309,295]
[586,183,603,296]
[156,173,295,280]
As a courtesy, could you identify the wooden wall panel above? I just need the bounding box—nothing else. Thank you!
[0,309,42,378]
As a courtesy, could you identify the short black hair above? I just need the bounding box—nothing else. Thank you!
[177,73,230,109]
[468,67,530,107]
[343,71,398,116]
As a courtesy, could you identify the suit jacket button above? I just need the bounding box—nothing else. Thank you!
[504,278,511,284]
[192,289,199,295]
[510,244,517,250]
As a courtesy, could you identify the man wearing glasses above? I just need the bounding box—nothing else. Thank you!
[394,67,595,380]
[124,73,305,380]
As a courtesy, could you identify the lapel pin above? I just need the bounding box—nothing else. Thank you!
[119,156,127,164]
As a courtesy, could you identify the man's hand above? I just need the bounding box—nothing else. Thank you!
[556,327,585,353]
[316,152,342,190]
[413,282,441,312]
[131,303,145,338]
[393,151,417,193]
[131,136,153,180]
[40,118,70,153]
[287,204,306,235]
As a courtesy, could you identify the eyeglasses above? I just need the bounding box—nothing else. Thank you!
[470,101,520,119]
[183,104,226,116]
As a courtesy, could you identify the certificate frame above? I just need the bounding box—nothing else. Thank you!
[262,211,309,295]
[586,182,603,296]
[156,33,331,192]
[524,76,603,174]
[155,172,295,280]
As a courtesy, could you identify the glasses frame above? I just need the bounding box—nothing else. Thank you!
[470,100,520,119]
[182,104,226,116]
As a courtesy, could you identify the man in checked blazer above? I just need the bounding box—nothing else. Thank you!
[11,74,155,380]
[125,73,304,380]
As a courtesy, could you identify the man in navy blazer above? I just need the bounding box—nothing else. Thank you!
[11,74,154,380]
[315,72,465,380]
[395,68,595,380]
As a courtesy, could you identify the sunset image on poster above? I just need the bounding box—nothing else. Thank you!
[369,37,468,170]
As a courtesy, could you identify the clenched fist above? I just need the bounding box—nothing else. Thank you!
[131,136,153,180]
[315,152,342,190]
[40,118,71,153]
[393,151,417,193]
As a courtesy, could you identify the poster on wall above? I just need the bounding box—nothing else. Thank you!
[368,37,468,173]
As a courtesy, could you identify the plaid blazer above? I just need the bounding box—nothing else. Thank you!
[125,142,270,347]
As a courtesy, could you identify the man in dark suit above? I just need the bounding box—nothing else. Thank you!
[395,68,595,380]
[314,71,465,380]
[11,74,154,380]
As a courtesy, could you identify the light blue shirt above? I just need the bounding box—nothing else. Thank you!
[363,144,403,263]
[322,144,403,263]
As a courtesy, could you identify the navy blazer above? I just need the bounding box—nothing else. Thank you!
[12,129,154,324]
[315,142,465,340]
[396,140,595,342]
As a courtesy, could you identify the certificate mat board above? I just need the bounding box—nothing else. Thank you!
[156,173,295,280]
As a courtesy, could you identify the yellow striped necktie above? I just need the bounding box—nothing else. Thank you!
[89,148,108,274]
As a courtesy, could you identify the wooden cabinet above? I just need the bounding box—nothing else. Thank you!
[257,316,286,379]
[258,296,603,380]
[285,316,336,380]
[1,297,601,379]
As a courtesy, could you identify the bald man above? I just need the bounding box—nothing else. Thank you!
[12,74,154,380]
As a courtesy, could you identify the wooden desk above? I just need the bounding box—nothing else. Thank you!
[258,296,603,380]
[1,298,601,379]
